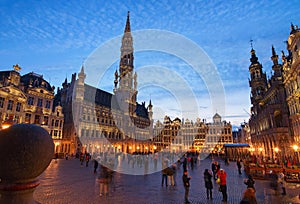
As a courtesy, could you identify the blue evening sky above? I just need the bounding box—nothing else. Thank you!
[0,0,299,126]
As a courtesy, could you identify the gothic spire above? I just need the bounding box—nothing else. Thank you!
[290,22,298,35]
[79,64,85,74]
[271,45,278,65]
[124,11,131,33]
[272,45,276,56]
[78,64,86,82]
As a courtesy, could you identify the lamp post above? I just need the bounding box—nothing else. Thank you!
[293,144,299,165]
[258,147,263,155]
[1,115,15,130]
[153,145,157,153]
[274,147,279,163]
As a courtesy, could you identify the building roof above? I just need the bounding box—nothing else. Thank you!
[83,84,149,119]
[213,113,221,119]
[84,84,115,108]
[21,72,54,92]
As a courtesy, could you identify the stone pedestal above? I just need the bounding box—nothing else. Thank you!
[0,124,54,204]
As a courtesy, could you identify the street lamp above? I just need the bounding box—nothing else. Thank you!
[274,147,280,163]
[54,141,61,154]
[258,147,263,159]
[293,144,299,165]
[293,144,299,152]
[1,115,15,130]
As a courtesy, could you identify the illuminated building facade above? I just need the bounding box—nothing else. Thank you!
[58,12,153,155]
[152,114,231,153]
[0,69,65,156]
[249,27,299,161]
[204,113,233,153]
[152,116,181,152]
[282,24,300,157]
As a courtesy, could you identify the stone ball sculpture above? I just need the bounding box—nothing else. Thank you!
[0,124,54,185]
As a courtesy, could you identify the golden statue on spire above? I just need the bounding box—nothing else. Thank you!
[13,64,21,71]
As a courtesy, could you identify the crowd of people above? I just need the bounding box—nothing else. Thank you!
[60,151,292,203]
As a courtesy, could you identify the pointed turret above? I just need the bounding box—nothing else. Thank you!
[124,11,131,33]
[62,77,68,88]
[114,12,137,116]
[75,65,85,101]
[271,46,282,78]
[79,64,85,75]
[118,11,134,90]
[271,45,278,65]
[148,99,153,109]
[248,44,267,105]
[290,22,296,34]
[78,64,86,86]
[147,99,153,121]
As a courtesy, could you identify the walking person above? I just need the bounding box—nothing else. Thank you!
[204,169,213,200]
[182,171,191,204]
[161,167,168,187]
[79,152,84,166]
[166,165,175,187]
[172,163,177,186]
[240,188,258,204]
[93,159,99,174]
[278,172,287,195]
[224,157,229,166]
[85,153,90,167]
[190,157,194,170]
[237,159,242,175]
[98,164,110,197]
[211,160,216,180]
[217,169,228,203]
[244,175,255,190]
[213,161,221,180]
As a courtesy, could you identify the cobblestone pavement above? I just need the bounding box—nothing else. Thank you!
[34,156,300,204]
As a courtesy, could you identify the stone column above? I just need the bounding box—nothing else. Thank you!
[0,124,54,204]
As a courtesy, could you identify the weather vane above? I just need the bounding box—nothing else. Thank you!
[250,39,253,49]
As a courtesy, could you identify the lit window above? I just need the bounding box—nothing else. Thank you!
[27,97,34,105]
[34,115,40,124]
[7,100,13,110]
[37,98,43,107]
[25,113,31,123]
[43,116,49,125]
[16,102,21,112]
[45,100,51,109]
